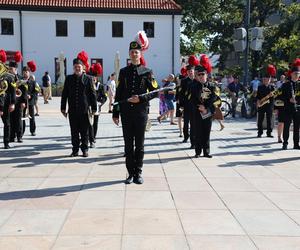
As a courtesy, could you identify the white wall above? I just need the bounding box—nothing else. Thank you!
[0,10,181,85]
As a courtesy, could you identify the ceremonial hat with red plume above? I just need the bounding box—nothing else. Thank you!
[262,64,276,78]
[9,51,23,68]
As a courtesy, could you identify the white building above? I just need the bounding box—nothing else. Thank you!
[0,0,182,85]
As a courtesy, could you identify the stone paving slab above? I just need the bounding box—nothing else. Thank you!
[0,97,300,249]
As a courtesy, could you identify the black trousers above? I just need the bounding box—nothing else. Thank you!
[10,104,23,140]
[69,112,89,153]
[257,105,272,136]
[194,115,212,155]
[121,114,147,176]
[189,108,196,146]
[1,104,11,145]
[183,105,191,140]
[89,115,99,143]
[283,111,300,147]
[23,105,36,134]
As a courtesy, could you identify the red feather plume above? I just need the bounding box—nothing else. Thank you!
[285,70,292,78]
[267,64,276,77]
[84,61,90,72]
[15,51,22,63]
[181,67,187,77]
[77,51,89,64]
[200,54,212,74]
[93,62,103,75]
[0,49,7,63]
[293,58,300,67]
[140,55,146,66]
[188,55,199,66]
[27,60,37,72]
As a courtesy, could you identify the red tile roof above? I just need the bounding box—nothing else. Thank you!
[0,0,182,13]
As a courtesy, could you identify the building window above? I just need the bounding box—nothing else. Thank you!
[112,22,123,37]
[144,22,154,38]
[1,18,14,35]
[84,20,95,37]
[56,20,68,37]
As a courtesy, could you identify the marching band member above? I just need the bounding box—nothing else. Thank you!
[1,50,17,149]
[61,51,97,157]
[256,65,276,138]
[113,31,158,185]
[190,55,216,158]
[281,59,300,150]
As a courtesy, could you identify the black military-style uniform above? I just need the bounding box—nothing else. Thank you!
[256,84,275,137]
[179,76,195,144]
[281,79,300,148]
[113,64,158,177]
[23,79,39,135]
[1,74,16,148]
[190,80,216,156]
[61,73,97,154]
[10,75,28,141]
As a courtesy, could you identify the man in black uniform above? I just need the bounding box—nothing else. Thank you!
[10,66,27,142]
[1,62,16,149]
[281,66,300,150]
[179,65,195,147]
[61,58,97,157]
[22,67,39,136]
[256,71,275,138]
[113,41,158,185]
[190,65,216,158]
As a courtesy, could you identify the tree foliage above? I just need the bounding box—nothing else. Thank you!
[176,0,300,75]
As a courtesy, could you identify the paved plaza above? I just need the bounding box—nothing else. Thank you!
[0,97,300,250]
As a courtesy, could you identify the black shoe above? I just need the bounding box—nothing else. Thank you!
[204,154,213,158]
[90,142,95,148]
[82,151,89,157]
[278,138,283,143]
[179,134,183,138]
[108,110,113,113]
[195,154,200,158]
[17,138,23,143]
[190,145,195,149]
[267,134,274,138]
[31,132,36,136]
[69,152,79,157]
[133,174,144,185]
[282,144,287,150]
[182,139,188,143]
[9,138,15,143]
[4,144,10,149]
[257,134,262,138]
[34,113,40,116]
[293,145,300,149]
[125,175,134,184]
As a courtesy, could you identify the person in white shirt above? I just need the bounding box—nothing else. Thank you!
[108,73,116,113]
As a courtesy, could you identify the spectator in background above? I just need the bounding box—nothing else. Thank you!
[107,73,116,113]
[227,75,244,118]
[42,72,51,104]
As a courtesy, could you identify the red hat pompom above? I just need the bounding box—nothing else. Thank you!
[27,60,37,72]
[285,70,292,78]
[293,58,300,67]
[15,51,23,63]
[181,67,187,77]
[77,50,89,64]
[135,31,149,51]
[90,63,95,74]
[0,50,7,63]
[94,62,103,75]
[188,55,199,66]
[200,54,212,74]
[140,55,146,66]
[267,64,276,77]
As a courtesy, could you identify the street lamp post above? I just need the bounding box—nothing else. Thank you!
[243,0,251,86]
